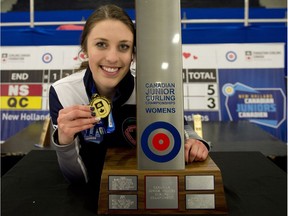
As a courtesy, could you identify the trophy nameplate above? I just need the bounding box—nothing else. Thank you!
[108,194,137,210]
[186,194,215,209]
[185,175,215,190]
[108,176,137,191]
[145,176,178,209]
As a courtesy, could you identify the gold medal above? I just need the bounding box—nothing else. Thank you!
[90,94,111,118]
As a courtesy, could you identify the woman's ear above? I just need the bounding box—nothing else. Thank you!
[79,51,88,61]
[131,46,136,62]
[134,46,136,54]
[84,52,88,59]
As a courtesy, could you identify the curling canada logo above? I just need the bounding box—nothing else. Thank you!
[225,51,237,62]
[42,53,53,63]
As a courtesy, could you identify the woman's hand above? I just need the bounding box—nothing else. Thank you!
[184,138,209,163]
[57,105,101,145]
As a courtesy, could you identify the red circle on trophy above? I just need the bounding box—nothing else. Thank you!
[141,121,181,163]
[152,133,170,151]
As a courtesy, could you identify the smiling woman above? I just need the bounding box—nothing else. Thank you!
[48,4,210,185]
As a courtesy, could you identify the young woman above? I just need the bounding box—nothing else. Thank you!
[49,4,210,184]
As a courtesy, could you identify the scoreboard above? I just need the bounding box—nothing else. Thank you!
[183,68,218,113]
[1,70,73,110]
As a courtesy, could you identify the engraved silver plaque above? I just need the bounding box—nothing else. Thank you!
[108,176,137,191]
[185,175,214,190]
[186,194,215,209]
[108,194,137,210]
[145,176,178,209]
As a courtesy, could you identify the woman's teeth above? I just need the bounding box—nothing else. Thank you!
[102,66,118,73]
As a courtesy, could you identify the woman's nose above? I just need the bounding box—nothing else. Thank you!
[105,48,119,63]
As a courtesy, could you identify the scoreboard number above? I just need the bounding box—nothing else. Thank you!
[183,83,218,111]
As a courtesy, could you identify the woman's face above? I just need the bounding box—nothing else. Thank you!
[86,19,134,96]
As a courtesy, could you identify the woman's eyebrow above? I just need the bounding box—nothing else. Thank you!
[119,40,133,44]
[92,37,108,41]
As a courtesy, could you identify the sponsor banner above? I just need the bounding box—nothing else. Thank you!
[1,46,82,70]
[222,82,285,127]
[0,43,286,142]
[217,43,284,69]
[0,110,50,142]
[182,43,284,69]
[184,111,219,122]
[182,45,218,68]
[182,43,286,141]
[218,68,286,141]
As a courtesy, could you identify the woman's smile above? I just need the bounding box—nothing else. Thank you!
[100,66,121,75]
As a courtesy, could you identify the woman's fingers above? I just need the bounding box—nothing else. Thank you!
[184,139,209,163]
[56,105,101,145]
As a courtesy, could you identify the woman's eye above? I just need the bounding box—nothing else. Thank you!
[119,44,130,51]
[96,42,106,48]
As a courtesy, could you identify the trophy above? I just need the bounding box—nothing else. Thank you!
[98,0,227,214]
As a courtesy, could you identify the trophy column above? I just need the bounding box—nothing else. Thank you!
[136,0,184,171]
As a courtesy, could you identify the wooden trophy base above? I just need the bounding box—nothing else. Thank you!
[98,148,227,215]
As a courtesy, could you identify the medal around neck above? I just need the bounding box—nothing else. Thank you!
[90,94,111,118]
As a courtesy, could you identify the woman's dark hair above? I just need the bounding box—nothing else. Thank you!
[78,4,135,71]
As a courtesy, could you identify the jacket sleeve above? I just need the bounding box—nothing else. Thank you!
[49,85,88,184]
[184,120,211,151]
